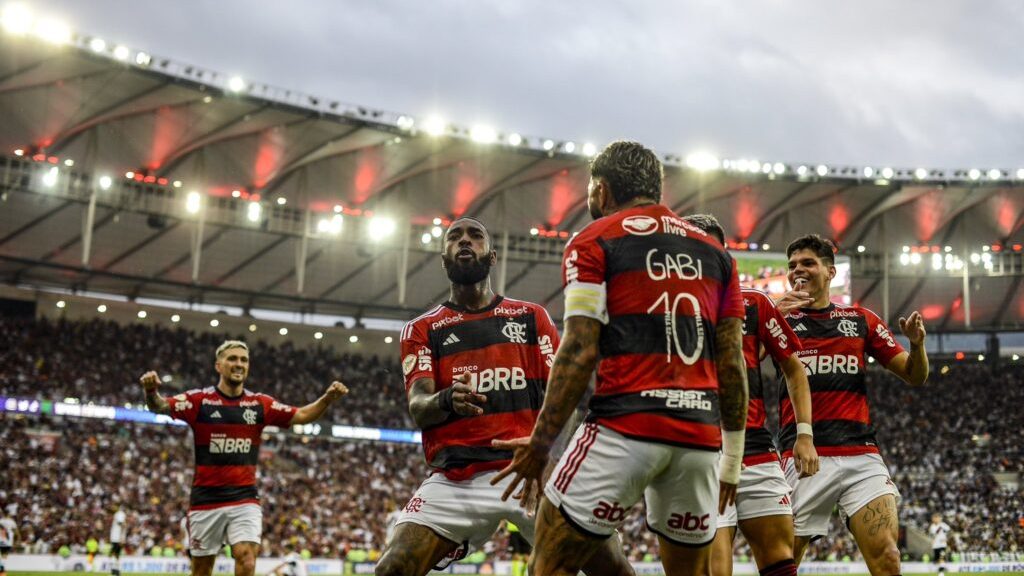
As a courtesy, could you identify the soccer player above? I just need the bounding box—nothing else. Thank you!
[109,503,127,576]
[683,214,818,576]
[506,522,530,576]
[929,513,952,573]
[492,141,749,576]
[0,512,16,576]
[139,341,348,576]
[775,234,928,576]
[268,544,307,576]
[377,217,632,576]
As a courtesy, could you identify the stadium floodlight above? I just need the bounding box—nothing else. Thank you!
[89,37,107,52]
[563,141,576,154]
[63,158,74,167]
[880,167,895,179]
[542,139,555,151]
[816,165,829,177]
[385,336,394,344]
[431,226,443,237]
[170,314,180,323]
[248,324,257,332]
[34,16,70,44]
[423,115,446,137]
[987,168,1001,180]
[98,175,112,190]
[857,245,866,253]
[968,168,981,180]
[368,216,396,240]
[432,217,442,226]
[230,190,241,198]
[1013,354,1020,361]
[172,180,182,188]
[582,143,597,157]
[530,227,539,236]
[685,151,720,172]
[247,201,261,222]
[209,319,219,327]
[420,232,432,244]
[135,51,151,66]
[56,300,66,309]
[113,45,130,61]
[396,115,415,130]
[914,168,928,180]
[507,133,523,146]
[349,335,359,343]
[279,327,288,336]
[276,197,287,206]
[762,243,770,250]
[333,204,343,214]
[202,95,213,104]
[314,331,323,340]
[1017,168,1024,180]
[42,166,58,187]
[97,304,107,313]
[761,162,772,174]
[185,191,202,214]
[124,171,135,179]
[931,254,942,271]
[969,253,980,264]
[902,246,910,253]
[909,253,921,265]
[13,148,23,156]
[1,3,33,35]
[137,310,147,319]
[470,125,498,144]
[863,166,874,178]
[796,165,808,176]
[227,76,246,93]
[316,214,343,235]
[899,253,910,266]
[977,354,985,362]
[772,162,786,175]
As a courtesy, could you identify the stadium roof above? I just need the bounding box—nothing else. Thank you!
[1,26,1023,331]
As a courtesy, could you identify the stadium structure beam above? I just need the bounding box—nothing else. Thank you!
[47,81,174,155]
[1003,206,1024,242]
[993,276,1023,328]
[84,221,182,280]
[213,235,290,286]
[38,207,118,262]
[847,185,930,248]
[540,282,563,309]
[927,187,1004,243]
[255,124,371,196]
[315,259,376,300]
[0,199,74,248]
[137,225,230,290]
[296,210,310,295]
[558,196,591,232]
[460,157,557,216]
[856,277,882,303]
[190,211,205,282]
[754,183,829,243]
[0,68,110,97]
[668,172,727,215]
[937,288,965,332]
[0,56,58,86]
[366,142,465,207]
[153,103,277,176]
[377,252,437,303]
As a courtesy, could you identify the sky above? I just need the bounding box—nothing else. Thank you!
[29,0,1024,170]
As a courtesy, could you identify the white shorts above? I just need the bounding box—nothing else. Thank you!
[783,453,901,538]
[545,423,720,547]
[187,503,262,556]
[394,470,536,568]
[717,460,792,528]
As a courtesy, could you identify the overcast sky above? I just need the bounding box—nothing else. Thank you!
[33,0,1024,169]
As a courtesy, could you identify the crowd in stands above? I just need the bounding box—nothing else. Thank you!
[1,315,1022,563]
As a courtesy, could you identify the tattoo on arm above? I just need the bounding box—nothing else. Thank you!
[531,317,601,450]
[145,390,171,415]
[407,378,447,429]
[715,316,748,432]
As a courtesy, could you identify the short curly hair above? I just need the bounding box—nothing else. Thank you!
[682,213,726,245]
[786,234,836,266]
[590,141,663,205]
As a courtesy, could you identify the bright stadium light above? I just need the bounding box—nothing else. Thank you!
[1017,168,1024,180]
[276,197,287,206]
[507,133,523,146]
[881,167,895,179]
[113,45,130,61]
[987,168,1001,180]
[542,139,555,151]
[529,227,539,236]
[172,180,182,188]
[968,168,981,180]
[470,125,497,144]
[137,310,147,319]
[970,253,980,264]
[368,216,396,240]
[685,151,720,172]
[349,335,359,343]
[582,143,597,157]
[796,165,808,176]
[279,327,288,336]
[563,141,576,154]
[33,17,71,44]
[56,300,66,309]
[249,324,257,332]
[420,232,432,244]
[13,148,23,156]
[857,245,866,253]
[914,168,928,180]
[431,225,443,237]
[247,201,261,222]
[209,319,219,327]
[333,204,344,214]
[314,331,323,340]
[97,304,107,313]
[899,253,910,266]
[816,165,829,177]
[385,336,394,344]
[135,51,151,66]
[89,37,107,52]
[1,3,33,35]
[423,115,446,137]
[317,214,343,235]
[170,314,180,323]
[98,175,112,190]
[227,76,246,92]
[396,115,415,130]
[772,162,786,175]
[63,158,74,167]
[185,191,202,214]
[42,166,58,187]
[931,253,942,270]
[863,166,875,178]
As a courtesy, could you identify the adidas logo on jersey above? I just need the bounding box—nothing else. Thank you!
[443,333,461,346]
[210,410,222,418]
[793,323,808,332]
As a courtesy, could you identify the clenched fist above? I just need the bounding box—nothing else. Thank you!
[324,381,349,402]
[139,371,161,393]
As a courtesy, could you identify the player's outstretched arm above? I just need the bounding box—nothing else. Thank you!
[780,354,819,477]
[715,316,748,513]
[888,311,929,386]
[491,316,601,508]
[290,381,349,425]
[139,371,171,415]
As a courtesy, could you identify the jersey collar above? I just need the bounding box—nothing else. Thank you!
[443,295,504,314]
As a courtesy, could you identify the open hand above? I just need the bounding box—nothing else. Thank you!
[489,436,548,515]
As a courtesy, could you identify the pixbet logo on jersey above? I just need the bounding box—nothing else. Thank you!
[209,434,252,454]
[463,366,528,393]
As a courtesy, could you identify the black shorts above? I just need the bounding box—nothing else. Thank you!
[0,545,11,556]
[509,531,531,555]
[111,543,123,556]
[933,547,946,562]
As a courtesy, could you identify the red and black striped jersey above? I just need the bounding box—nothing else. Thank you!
[169,387,296,510]
[401,296,559,481]
[561,204,745,450]
[778,303,905,458]
[741,287,801,465]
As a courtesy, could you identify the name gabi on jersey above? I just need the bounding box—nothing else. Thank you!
[209,434,253,454]
[459,366,528,393]
[797,350,860,375]
[646,249,704,281]
[640,389,713,410]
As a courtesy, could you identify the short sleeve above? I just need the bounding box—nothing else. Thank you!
[756,292,802,363]
[400,320,435,391]
[718,256,745,320]
[863,308,905,365]
[562,233,609,323]
[534,305,561,379]
[262,395,297,427]
[168,390,201,425]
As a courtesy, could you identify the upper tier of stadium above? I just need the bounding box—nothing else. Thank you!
[1,7,1023,331]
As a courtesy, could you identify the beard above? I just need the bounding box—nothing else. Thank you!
[589,199,603,221]
[443,253,492,285]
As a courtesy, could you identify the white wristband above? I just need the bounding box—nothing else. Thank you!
[719,429,745,485]
[796,422,814,437]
